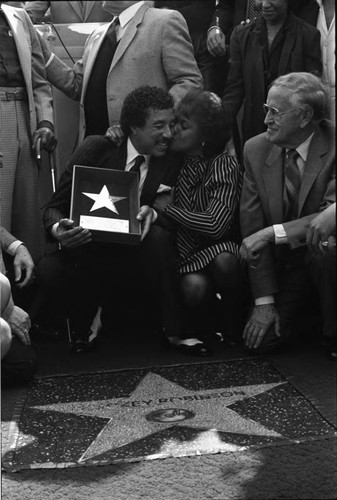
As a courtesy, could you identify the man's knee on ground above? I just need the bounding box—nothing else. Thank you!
[1,318,12,359]
[0,273,11,313]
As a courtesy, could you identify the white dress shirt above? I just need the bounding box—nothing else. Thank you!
[125,137,149,194]
[115,1,145,41]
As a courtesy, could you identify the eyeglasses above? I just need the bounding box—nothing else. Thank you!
[263,104,299,120]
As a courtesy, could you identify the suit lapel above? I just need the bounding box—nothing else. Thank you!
[2,7,31,86]
[102,140,128,171]
[110,4,149,72]
[278,14,297,74]
[298,128,328,214]
[263,145,284,223]
[82,24,109,96]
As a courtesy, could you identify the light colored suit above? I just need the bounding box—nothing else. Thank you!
[24,1,113,24]
[45,3,203,142]
[0,4,54,262]
[1,4,54,135]
[240,119,335,299]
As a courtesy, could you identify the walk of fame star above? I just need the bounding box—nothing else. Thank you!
[83,185,126,214]
[4,360,335,470]
[30,373,287,465]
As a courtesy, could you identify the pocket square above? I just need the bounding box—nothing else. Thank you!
[157,184,172,193]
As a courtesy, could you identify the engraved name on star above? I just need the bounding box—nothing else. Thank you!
[33,373,287,463]
[83,185,126,214]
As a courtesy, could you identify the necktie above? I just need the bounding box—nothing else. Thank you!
[106,17,120,46]
[130,155,145,176]
[246,0,262,21]
[284,149,301,220]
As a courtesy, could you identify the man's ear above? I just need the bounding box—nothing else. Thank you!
[299,106,314,128]
[130,125,138,136]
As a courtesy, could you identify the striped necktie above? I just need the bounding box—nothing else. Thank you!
[284,149,301,220]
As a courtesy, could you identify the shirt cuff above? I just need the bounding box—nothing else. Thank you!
[273,224,288,244]
[152,209,158,223]
[207,25,224,35]
[7,241,24,256]
[255,296,275,306]
[51,222,59,239]
[37,120,54,131]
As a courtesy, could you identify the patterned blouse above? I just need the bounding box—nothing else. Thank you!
[163,152,242,274]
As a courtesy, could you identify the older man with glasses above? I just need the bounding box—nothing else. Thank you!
[239,72,336,359]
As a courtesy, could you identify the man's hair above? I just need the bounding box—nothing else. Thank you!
[120,86,174,135]
[270,72,330,121]
[177,89,231,156]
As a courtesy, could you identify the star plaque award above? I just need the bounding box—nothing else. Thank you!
[70,165,141,245]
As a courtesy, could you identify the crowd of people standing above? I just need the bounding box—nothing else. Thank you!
[0,1,335,385]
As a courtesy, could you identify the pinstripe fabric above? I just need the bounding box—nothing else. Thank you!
[164,152,242,274]
[0,88,43,262]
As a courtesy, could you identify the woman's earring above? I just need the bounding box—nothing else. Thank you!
[201,141,205,148]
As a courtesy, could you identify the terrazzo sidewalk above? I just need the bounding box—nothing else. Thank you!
[2,331,337,500]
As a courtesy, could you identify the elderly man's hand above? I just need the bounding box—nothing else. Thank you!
[240,227,274,262]
[306,204,336,254]
[243,304,280,349]
[55,218,92,248]
[13,245,35,288]
[33,127,57,152]
[105,124,124,146]
[206,27,226,57]
[137,205,156,241]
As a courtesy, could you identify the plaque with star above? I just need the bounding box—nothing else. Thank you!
[70,165,141,245]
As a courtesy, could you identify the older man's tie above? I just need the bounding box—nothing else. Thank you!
[284,149,301,221]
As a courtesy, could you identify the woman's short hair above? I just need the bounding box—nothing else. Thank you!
[177,90,231,156]
[120,86,174,136]
[270,72,330,121]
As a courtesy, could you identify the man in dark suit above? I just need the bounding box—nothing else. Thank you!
[239,72,336,358]
[40,86,183,353]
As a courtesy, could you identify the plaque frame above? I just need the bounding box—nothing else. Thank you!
[70,165,141,245]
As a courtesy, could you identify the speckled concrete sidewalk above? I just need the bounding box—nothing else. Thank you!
[2,334,337,500]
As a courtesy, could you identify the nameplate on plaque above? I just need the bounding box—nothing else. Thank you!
[70,165,141,245]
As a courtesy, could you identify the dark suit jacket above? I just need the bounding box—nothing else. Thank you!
[213,0,319,37]
[240,119,336,298]
[43,136,182,235]
[222,12,322,144]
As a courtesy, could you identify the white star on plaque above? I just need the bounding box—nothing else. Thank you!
[83,185,126,215]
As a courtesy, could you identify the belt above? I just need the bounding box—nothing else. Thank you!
[0,89,28,101]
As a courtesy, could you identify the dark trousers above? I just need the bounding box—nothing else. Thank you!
[36,226,182,340]
[254,246,336,354]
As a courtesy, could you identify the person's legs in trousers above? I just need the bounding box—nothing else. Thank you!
[139,225,182,338]
[253,254,313,354]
